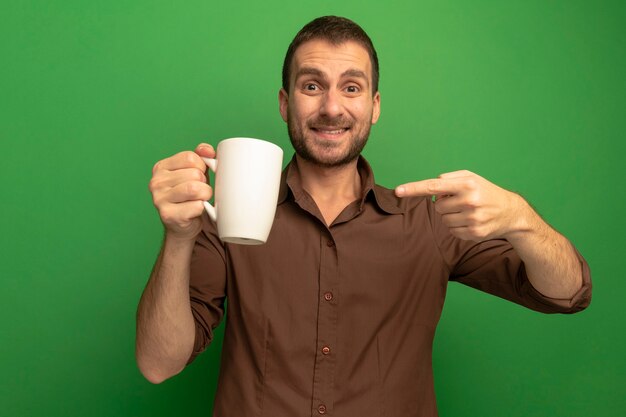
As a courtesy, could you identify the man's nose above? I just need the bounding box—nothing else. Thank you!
[319,89,343,118]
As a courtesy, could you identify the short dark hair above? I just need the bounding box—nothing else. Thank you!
[282,16,379,95]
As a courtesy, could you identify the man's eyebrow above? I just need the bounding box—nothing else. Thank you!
[341,69,370,86]
[295,67,326,80]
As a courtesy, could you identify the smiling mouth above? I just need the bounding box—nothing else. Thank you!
[311,127,350,135]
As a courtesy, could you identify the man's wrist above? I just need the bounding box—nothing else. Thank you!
[502,193,542,244]
[163,231,197,253]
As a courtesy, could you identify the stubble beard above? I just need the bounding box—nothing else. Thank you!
[287,113,372,168]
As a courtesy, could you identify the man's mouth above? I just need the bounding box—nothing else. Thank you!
[311,127,350,136]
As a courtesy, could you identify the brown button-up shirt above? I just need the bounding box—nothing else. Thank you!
[188,156,592,417]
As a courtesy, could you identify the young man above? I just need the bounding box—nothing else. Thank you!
[137,16,591,417]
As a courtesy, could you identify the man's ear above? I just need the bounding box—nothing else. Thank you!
[371,91,381,125]
[278,88,289,122]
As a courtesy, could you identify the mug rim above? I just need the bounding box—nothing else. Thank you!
[219,137,283,153]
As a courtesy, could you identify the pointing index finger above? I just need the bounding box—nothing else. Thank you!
[395,177,466,198]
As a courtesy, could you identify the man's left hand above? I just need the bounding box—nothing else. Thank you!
[395,170,527,242]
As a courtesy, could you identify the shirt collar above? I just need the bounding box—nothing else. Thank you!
[277,154,405,215]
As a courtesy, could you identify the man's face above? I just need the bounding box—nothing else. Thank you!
[279,40,381,168]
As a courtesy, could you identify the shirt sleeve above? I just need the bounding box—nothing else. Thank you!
[187,213,228,364]
[428,199,592,314]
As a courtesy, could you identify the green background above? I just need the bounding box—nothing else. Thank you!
[2,0,624,416]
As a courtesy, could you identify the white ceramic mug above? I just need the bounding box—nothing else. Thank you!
[202,138,283,245]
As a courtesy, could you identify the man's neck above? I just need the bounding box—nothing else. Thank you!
[296,155,363,225]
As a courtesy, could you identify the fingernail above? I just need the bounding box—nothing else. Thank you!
[396,186,405,196]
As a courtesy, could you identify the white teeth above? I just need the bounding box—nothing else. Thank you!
[318,129,345,134]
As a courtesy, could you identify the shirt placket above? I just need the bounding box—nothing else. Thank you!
[311,228,339,415]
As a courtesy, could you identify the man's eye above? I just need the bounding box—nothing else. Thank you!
[346,85,359,93]
[304,83,318,91]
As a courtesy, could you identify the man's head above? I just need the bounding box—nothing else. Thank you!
[279,16,381,168]
[282,16,379,96]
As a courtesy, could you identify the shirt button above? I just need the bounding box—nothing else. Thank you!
[326,240,335,247]
[318,404,327,414]
[322,346,331,355]
[324,292,333,301]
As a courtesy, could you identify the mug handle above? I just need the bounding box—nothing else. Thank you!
[201,157,218,222]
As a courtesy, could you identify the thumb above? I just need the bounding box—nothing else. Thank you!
[195,143,216,158]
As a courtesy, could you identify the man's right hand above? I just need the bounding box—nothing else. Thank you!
[149,143,215,241]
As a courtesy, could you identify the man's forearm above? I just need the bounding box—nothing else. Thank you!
[135,235,197,384]
[394,170,585,299]
[505,196,583,299]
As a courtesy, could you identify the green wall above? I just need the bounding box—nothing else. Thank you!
[2,1,624,416]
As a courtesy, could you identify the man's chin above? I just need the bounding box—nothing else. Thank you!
[296,147,361,168]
